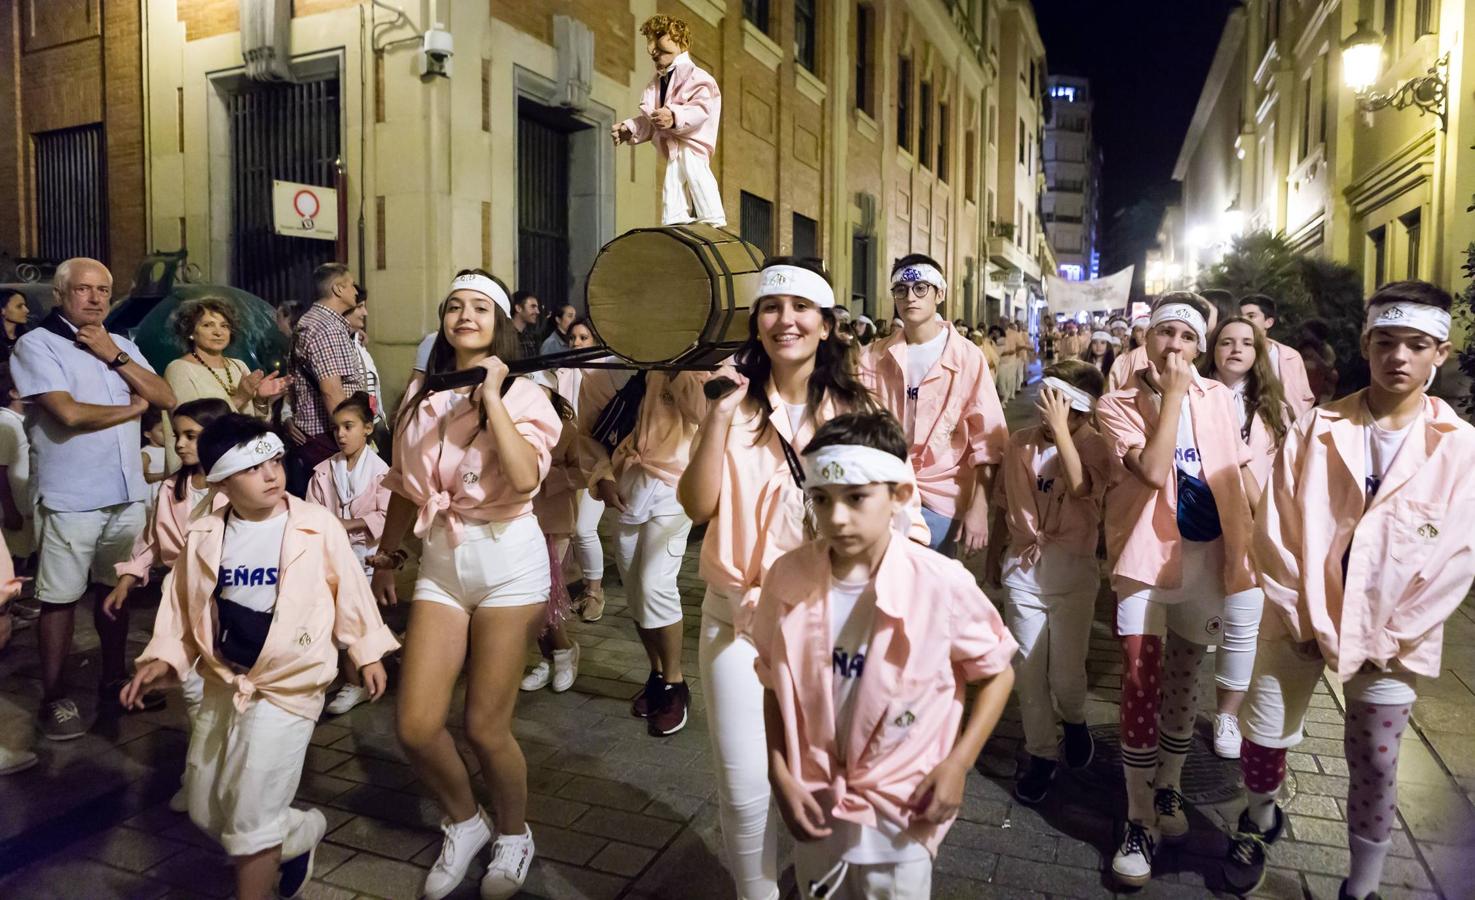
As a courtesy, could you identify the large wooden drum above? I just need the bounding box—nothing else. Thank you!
[585,225,764,366]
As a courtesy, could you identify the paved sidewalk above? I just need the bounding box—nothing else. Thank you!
[0,376,1471,899]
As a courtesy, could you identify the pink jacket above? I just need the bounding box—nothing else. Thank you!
[306,451,391,558]
[1107,345,1148,392]
[1270,338,1316,417]
[383,378,562,545]
[994,424,1117,566]
[1096,373,1255,594]
[621,52,721,161]
[752,532,1017,857]
[578,369,709,489]
[116,474,228,586]
[533,406,580,537]
[860,324,1009,520]
[137,497,399,720]
[1254,392,1475,681]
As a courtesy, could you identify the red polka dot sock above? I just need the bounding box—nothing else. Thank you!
[1343,701,1410,896]
[1121,634,1163,823]
[1240,738,1286,832]
[1155,635,1206,791]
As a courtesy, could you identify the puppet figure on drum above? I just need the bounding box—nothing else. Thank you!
[611,16,726,228]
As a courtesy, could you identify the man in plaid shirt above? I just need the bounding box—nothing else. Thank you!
[285,262,365,495]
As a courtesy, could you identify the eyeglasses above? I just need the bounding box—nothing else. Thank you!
[890,283,935,300]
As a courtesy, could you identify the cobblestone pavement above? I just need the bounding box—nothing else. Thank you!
[1,375,1472,899]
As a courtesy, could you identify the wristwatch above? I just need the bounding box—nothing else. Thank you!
[109,351,130,369]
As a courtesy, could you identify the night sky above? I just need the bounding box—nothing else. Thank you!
[1033,0,1238,272]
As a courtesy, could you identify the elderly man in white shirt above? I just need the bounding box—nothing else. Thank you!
[10,257,175,741]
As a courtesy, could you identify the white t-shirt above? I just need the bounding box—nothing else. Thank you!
[821,574,929,865]
[1364,415,1416,500]
[1173,398,1202,479]
[904,328,949,440]
[0,407,32,518]
[217,511,289,613]
[784,402,807,437]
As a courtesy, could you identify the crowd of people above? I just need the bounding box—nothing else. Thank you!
[0,248,1469,900]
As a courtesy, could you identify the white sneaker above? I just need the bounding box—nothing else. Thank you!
[519,661,551,692]
[423,809,493,900]
[551,644,580,693]
[480,825,534,900]
[325,684,368,716]
[168,784,189,813]
[0,747,37,776]
[1214,712,1242,759]
[1111,821,1158,887]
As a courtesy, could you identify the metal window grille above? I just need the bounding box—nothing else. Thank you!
[744,0,770,33]
[227,76,341,304]
[33,124,108,264]
[918,81,933,169]
[518,100,573,311]
[792,213,818,259]
[855,5,873,115]
[794,0,817,71]
[740,192,774,257]
[897,59,912,150]
[850,231,873,318]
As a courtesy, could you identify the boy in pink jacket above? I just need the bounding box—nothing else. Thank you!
[859,253,1008,556]
[612,15,725,227]
[1238,293,1317,416]
[121,415,398,900]
[1224,281,1475,900]
[752,411,1016,900]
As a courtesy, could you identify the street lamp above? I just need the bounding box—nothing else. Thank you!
[1341,19,1449,131]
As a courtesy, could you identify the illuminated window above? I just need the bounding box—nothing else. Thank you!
[1059,264,1084,281]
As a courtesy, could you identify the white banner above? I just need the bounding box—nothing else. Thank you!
[1045,266,1134,314]
[272,180,339,241]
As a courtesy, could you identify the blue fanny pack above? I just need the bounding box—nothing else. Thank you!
[1176,468,1223,542]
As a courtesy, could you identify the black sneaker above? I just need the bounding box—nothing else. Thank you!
[101,678,166,714]
[1223,804,1283,896]
[277,843,317,899]
[1062,721,1094,769]
[1339,879,1382,900]
[38,699,85,742]
[630,671,664,718]
[1013,755,1057,804]
[648,681,690,736]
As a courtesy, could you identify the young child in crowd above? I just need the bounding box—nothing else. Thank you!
[753,411,1016,900]
[106,397,232,808]
[1094,292,1259,888]
[985,360,1114,803]
[121,415,397,900]
[1224,281,1475,900]
[306,392,391,716]
[1200,316,1294,759]
[142,407,169,484]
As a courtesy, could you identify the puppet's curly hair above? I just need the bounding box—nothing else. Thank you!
[639,15,691,50]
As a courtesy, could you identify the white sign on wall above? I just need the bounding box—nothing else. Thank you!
[272,180,339,240]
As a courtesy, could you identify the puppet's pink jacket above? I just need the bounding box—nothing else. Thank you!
[620,52,721,160]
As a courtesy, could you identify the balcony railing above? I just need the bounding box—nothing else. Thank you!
[989,222,1016,240]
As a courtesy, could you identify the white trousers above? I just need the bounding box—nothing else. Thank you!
[699,590,780,900]
[614,512,692,629]
[1215,588,1264,691]
[663,147,726,227]
[573,489,605,582]
[1004,586,1096,760]
[187,681,317,857]
[794,842,933,900]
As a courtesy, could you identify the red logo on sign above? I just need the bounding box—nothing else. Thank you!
[292,190,321,219]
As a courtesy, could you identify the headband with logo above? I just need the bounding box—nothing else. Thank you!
[1363,302,1451,341]
[756,265,834,308]
[1149,302,1208,352]
[1090,330,1113,343]
[801,444,915,488]
[890,263,948,293]
[207,432,286,483]
[448,273,511,318]
[1041,376,1096,413]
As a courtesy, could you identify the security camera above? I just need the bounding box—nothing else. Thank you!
[420,24,453,79]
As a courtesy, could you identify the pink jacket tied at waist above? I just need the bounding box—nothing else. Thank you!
[383,377,562,546]
[620,52,721,161]
[116,473,228,586]
[136,497,399,719]
[577,369,710,490]
[859,323,1009,521]
[751,533,1017,856]
[995,424,1116,569]
[1254,392,1475,682]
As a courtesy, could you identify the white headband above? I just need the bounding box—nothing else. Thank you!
[1090,330,1112,343]
[1149,302,1208,352]
[1041,376,1095,413]
[1363,302,1451,341]
[802,444,915,488]
[756,265,834,308]
[206,432,286,483]
[448,273,511,317]
[891,262,948,293]
[1107,318,1128,329]
[1131,316,1150,329]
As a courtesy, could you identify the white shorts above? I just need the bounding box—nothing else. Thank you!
[35,502,147,603]
[187,680,318,857]
[1114,539,1228,645]
[1239,638,1419,750]
[794,839,932,900]
[414,514,550,613]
